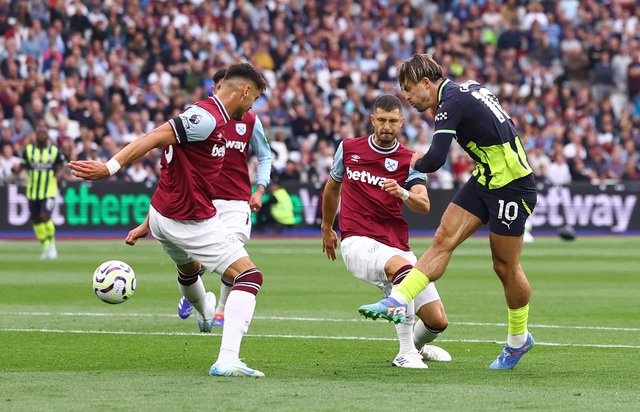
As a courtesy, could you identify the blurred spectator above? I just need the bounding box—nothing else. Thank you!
[0,0,639,191]
[547,152,572,186]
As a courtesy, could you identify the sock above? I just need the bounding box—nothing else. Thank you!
[216,268,262,363]
[506,304,529,348]
[391,266,416,354]
[216,277,232,315]
[44,220,55,245]
[177,266,212,319]
[390,268,431,304]
[413,321,446,349]
[33,223,47,249]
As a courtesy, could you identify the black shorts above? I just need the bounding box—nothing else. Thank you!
[452,174,537,236]
[29,198,56,216]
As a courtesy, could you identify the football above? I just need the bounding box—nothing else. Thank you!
[92,260,136,304]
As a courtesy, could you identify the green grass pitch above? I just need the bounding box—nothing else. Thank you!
[1,235,639,411]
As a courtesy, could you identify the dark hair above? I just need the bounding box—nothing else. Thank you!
[372,94,403,113]
[224,63,268,93]
[212,68,227,85]
[397,54,444,87]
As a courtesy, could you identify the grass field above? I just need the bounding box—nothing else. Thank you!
[1,235,639,411]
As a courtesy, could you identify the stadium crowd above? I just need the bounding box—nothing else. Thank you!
[1,0,640,189]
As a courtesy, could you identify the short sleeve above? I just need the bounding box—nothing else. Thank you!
[169,105,218,144]
[329,142,345,182]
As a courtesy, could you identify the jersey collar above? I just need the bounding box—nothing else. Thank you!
[368,134,399,154]
[437,78,451,106]
[210,95,231,123]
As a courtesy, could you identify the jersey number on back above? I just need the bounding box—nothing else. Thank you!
[471,88,510,123]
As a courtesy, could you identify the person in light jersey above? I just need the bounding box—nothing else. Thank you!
[126,68,272,327]
[322,95,451,368]
[70,63,270,378]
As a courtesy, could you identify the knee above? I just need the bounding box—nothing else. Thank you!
[424,317,448,332]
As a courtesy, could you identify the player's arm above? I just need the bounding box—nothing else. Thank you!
[69,122,178,180]
[381,171,430,214]
[321,143,345,261]
[411,99,460,173]
[404,179,430,214]
[125,212,150,246]
[249,116,272,212]
[12,149,28,174]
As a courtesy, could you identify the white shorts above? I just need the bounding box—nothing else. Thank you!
[340,236,441,307]
[213,199,252,243]
[149,205,248,274]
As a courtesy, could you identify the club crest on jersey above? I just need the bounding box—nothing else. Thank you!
[385,158,398,172]
[235,123,247,135]
[351,154,361,162]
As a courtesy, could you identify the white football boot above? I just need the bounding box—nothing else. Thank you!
[392,349,429,369]
[419,345,452,362]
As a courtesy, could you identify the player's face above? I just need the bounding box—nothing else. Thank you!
[231,85,261,120]
[402,78,436,114]
[371,108,404,147]
[35,130,49,147]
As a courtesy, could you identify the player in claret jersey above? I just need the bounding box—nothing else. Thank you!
[69,63,270,378]
[359,54,537,370]
[321,95,451,369]
[172,68,272,326]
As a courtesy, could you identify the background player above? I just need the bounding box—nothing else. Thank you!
[126,68,272,327]
[69,63,270,378]
[13,128,66,259]
[322,95,450,368]
[359,54,537,370]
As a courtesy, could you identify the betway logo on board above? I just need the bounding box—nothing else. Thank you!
[530,186,637,232]
[345,167,386,187]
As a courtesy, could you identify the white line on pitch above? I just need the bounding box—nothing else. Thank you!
[1,328,639,350]
[1,312,638,332]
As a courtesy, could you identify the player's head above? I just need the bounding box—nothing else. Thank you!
[35,128,49,147]
[212,68,227,93]
[218,63,268,120]
[397,54,444,114]
[370,94,404,147]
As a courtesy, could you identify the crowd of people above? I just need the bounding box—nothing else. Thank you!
[1,0,640,189]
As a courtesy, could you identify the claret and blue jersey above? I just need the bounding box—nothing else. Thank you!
[434,79,532,189]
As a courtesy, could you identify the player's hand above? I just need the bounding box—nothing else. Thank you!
[125,223,150,246]
[68,160,110,180]
[249,191,263,213]
[411,151,425,170]
[322,228,338,261]
[382,179,403,199]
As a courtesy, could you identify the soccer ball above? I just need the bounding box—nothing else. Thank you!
[92,260,136,304]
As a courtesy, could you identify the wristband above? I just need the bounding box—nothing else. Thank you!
[106,158,122,176]
[400,189,410,201]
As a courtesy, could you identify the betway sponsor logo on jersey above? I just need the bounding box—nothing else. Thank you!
[345,166,386,187]
[225,140,247,151]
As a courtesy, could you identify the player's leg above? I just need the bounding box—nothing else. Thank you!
[42,198,57,259]
[486,179,537,369]
[209,255,264,378]
[148,206,216,332]
[211,200,252,326]
[359,204,483,322]
[413,286,451,362]
[29,200,49,259]
[487,232,534,369]
[385,256,427,369]
[359,180,485,322]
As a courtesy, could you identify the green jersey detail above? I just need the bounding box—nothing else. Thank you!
[24,144,63,200]
[467,137,532,189]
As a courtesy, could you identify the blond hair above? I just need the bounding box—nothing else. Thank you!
[397,54,444,87]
